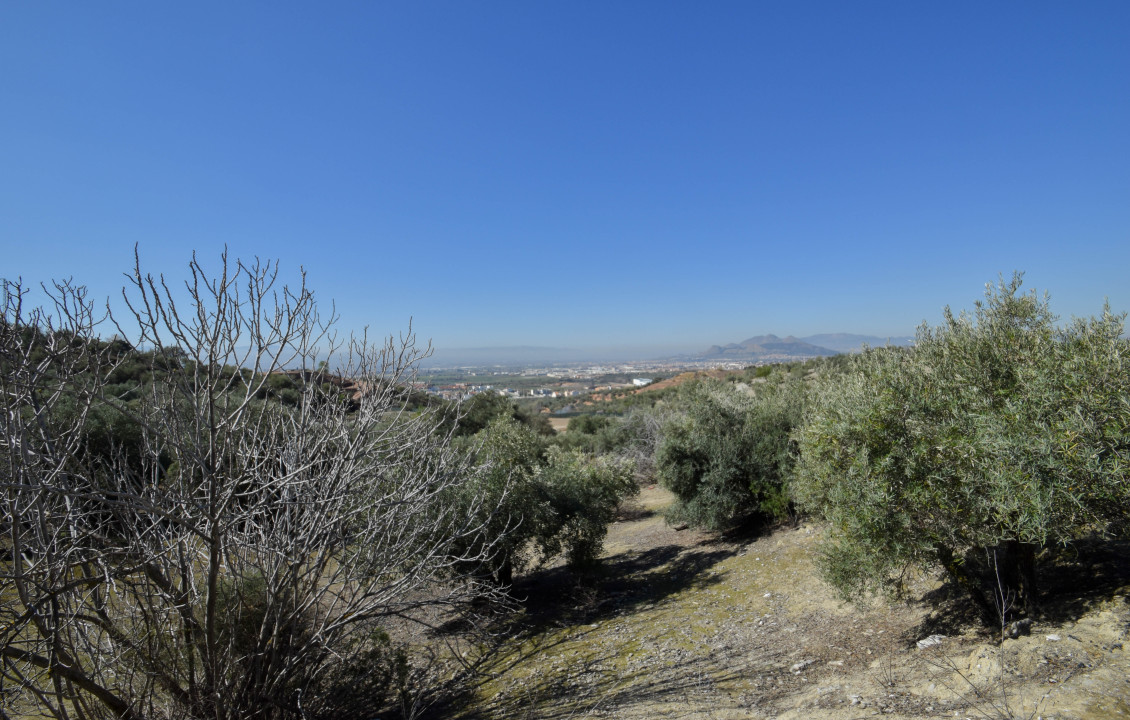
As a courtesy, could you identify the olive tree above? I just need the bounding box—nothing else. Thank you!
[656,378,804,531]
[793,274,1130,624]
[450,417,637,586]
[0,252,504,720]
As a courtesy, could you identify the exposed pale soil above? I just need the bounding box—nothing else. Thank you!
[446,486,1130,720]
[629,371,736,395]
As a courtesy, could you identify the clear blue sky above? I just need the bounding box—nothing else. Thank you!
[3,2,1128,355]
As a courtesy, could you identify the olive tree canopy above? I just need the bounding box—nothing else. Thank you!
[793,274,1130,624]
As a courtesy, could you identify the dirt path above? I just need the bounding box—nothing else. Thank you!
[450,486,1130,719]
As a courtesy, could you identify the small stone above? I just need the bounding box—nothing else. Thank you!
[917,634,946,649]
[1046,634,1061,642]
[1004,618,1032,639]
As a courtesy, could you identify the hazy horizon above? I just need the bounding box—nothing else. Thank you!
[418,332,919,367]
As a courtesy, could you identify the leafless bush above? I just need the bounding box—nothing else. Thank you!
[1,251,505,719]
[921,650,1043,720]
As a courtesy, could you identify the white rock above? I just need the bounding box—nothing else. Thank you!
[916,634,946,649]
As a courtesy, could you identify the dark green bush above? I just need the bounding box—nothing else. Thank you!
[567,414,613,435]
[657,378,805,531]
[447,391,554,438]
[452,417,636,583]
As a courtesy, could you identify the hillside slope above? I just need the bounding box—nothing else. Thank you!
[450,486,1130,719]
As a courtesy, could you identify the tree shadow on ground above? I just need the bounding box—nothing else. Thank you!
[510,543,737,636]
[912,537,1130,641]
[447,641,758,720]
[911,584,987,641]
[1038,536,1130,623]
[613,503,657,523]
[710,511,797,544]
[430,536,743,719]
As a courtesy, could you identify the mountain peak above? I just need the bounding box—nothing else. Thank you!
[702,334,836,361]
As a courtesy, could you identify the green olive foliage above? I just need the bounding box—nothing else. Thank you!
[566,413,614,436]
[451,417,637,584]
[657,377,806,531]
[535,446,639,570]
[446,390,554,437]
[793,274,1130,621]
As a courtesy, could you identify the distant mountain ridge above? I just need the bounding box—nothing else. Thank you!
[700,334,836,361]
[419,334,916,367]
[697,333,913,361]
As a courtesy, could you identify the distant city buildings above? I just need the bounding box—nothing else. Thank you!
[419,384,585,401]
[418,358,753,402]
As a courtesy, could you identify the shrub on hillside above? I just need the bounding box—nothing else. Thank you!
[535,447,637,571]
[792,274,1130,624]
[448,390,554,438]
[657,378,805,531]
[0,258,506,719]
[452,417,637,583]
[567,413,613,436]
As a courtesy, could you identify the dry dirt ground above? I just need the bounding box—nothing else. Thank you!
[444,485,1130,720]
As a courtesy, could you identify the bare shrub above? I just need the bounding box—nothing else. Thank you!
[0,251,504,719]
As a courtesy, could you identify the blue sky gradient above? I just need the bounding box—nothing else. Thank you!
[2,2,1128,354]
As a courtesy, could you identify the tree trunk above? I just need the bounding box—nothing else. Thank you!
[494,555,514,587]
[992,540,1039,619]
[935,544,998,626]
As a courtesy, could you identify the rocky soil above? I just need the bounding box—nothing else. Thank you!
[446,485,1130,720]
